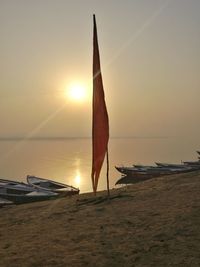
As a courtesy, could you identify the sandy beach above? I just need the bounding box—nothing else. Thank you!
[0,171,200,267]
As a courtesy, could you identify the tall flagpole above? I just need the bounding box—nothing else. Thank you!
[106,149,110,197]
[92,14,109,195]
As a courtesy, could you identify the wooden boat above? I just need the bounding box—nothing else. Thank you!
[115,165,181,176]
[0,178,28,187]
[0,178,33,190]
[115,164,199,185]
[27,175,80,196]
[115,166,139,175]
[116,152,200,184]
[0,180,58,205]
[115,162,198,178]
[155,162,192,169]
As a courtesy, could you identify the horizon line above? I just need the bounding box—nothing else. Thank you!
[0,136,171,141]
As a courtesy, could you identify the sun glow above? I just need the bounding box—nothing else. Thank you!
[67,83,87,102]
[74,171,81,188]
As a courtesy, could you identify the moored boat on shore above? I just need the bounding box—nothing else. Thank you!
[27,175,80,196]
[115,165,193,177]
[0,180,57,204]
[115,157,200,185]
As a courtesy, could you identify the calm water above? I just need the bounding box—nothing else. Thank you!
[0,137,199,193]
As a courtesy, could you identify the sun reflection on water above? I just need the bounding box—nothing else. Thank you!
[74,170,81,188]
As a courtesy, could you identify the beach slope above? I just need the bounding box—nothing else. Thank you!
[0,171,200,267]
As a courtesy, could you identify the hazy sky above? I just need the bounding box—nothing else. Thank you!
[0,0,200,140]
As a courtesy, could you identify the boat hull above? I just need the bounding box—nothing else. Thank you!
[0,178,58,204]
[27,175,80,196]
[0,192,57,205]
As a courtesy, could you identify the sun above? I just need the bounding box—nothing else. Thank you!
[67,83,87,102]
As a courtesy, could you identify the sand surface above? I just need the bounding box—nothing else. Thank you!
[0,171,200,267]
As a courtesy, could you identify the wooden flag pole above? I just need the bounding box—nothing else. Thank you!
[106,149,110,197]
[92,14,109,196]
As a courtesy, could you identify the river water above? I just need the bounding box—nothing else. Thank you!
[0,137,199,193]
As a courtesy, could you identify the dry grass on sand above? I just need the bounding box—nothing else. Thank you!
[0,171,200,267]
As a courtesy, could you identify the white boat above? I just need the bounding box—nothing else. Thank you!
[0,179,57,204]
[27,175,80,196]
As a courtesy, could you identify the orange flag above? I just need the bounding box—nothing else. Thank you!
[91,15,109,194]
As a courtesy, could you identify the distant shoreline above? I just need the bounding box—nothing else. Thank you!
[0,137,91,141]
[0,136,170,141]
